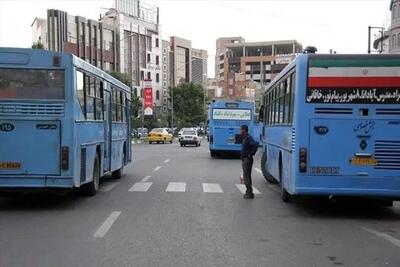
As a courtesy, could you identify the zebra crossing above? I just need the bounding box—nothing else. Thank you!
[126,181,263,194]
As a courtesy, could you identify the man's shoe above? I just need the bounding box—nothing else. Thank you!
[243,193,255,199]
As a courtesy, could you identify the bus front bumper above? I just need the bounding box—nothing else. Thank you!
[295,176,400,199]
[0,176,74,189]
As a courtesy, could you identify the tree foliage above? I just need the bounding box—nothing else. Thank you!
[31,41,44,49]
[172,82,206,128]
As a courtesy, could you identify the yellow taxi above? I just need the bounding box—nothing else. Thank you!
[148,128,173,144]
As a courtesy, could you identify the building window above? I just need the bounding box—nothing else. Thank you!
[155,38,159,48]
[147,72,151,80]
[156,90,160,100]
[141,71,144,80]
[393,35,396,49]
[163,48,167,54]
[156,56,159,65]
[147,53,151,63]
[156,73,160,83]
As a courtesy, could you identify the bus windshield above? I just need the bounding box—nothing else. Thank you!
[0,68,64,100]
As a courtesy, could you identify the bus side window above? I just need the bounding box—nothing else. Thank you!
[95,79,104,121]
[76,71,86,118]
[86,76,95,120]
[111,87,117,122]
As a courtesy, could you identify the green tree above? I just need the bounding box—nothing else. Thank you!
[31,41,44,49]
[172,82,206,128]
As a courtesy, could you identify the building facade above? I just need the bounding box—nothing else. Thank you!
[31,0,166,115]
[215,37,302,99]
[215,37,245,84]
[31,9,118,72]
[191,48,208,85]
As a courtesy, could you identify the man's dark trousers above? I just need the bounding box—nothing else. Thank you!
[242,156,253,194]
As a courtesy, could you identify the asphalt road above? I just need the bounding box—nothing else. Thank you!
[1,139,400,267]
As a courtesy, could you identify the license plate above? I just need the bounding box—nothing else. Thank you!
[0,162,21,169]
[351,157,377,166]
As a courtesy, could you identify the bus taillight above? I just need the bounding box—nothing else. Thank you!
[299,147,307,173]
[61,146,69,170]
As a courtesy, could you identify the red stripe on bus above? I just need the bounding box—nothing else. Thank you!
[308,77,400,88]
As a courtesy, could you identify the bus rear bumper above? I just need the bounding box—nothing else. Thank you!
[0,176,74,189]
[295,176,400,199]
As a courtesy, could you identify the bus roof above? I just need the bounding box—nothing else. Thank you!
[265,53,400,94]
[0,47,131,93]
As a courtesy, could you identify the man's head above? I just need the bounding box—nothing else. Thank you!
[240,125,249,136]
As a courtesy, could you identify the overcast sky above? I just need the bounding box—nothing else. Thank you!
[0,0,392,77]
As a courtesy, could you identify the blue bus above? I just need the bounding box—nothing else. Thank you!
[259,53,400,203]
[208,100,255,157]
[0,48,131,196]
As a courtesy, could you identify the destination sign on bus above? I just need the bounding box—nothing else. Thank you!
[212,109,251,120]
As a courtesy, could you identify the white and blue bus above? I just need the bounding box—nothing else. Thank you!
[0,48,131,196]
[208,100,255,157]
[260,54,400,203]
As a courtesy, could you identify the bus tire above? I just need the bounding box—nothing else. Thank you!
[80,153,100,196]
[279,156,291,203]
[261,152,278,184]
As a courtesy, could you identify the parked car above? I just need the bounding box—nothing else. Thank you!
[148,128,173,144]
[137,128,148,138]
[178,128,194,141]
[180,130,201,147]
[131,129,138,138]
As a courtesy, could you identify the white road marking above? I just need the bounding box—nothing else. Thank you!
[166,182,186,192]
[362,227,400,248]
[255,168,262,175]
[94,211,121,238]
[129,182,153,192]
[154,166,162,172]
[141,175,151,182]
[202,183,224,193]
[138,140,142,144]
[186,149,190,152]
[99,182,119,192]
[235,184,261,194]
[164,159,171,163]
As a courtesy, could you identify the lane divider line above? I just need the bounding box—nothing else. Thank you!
[362,227,400,248]
[141,175,151,182]
[154,166,162,172]
[164,159,171,163]
[235,184,261,194]
[129,182,153,192]
[94,211,121,238]
[165,182,186,192]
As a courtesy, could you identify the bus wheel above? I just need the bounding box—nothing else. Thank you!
[80,154,100,196]
[261,152,277,184]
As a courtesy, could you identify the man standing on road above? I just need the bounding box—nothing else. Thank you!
[240,125,258,199]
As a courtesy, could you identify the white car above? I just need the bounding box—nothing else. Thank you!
[180,130,201,147]
[178,128,194,141]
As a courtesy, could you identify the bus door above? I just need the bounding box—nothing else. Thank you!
[126,99,132,162]
[103,88,112,172]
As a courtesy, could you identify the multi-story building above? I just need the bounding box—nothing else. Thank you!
[169,36,208,87]
[31,9,118,72]
[31,0,165,115]
[191,48,208,85]
[215,37,245,83]
[215,37,303,99]
[100,0,162,111]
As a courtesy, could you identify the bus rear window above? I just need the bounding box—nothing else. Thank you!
[0,69,64,100]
